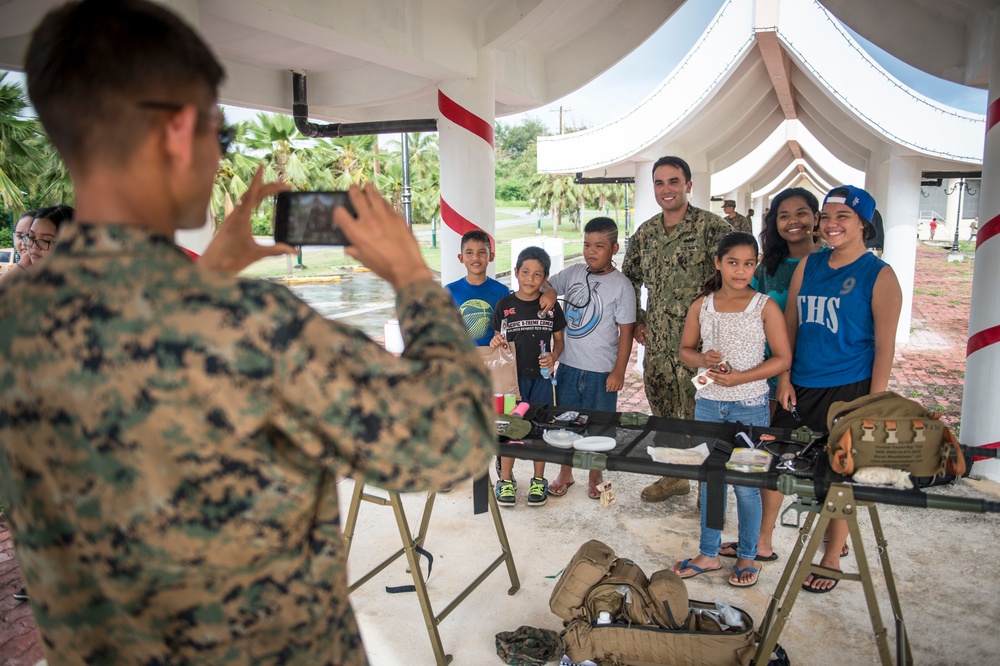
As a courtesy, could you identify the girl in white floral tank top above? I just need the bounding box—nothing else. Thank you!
[673,232,792,588]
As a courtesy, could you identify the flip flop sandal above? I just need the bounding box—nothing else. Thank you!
[719,542,778,562]
[674,558,722,579]
[802,574,839,593]
[548,480,575,497]
[729,565,759,587]
[588,482,601,500]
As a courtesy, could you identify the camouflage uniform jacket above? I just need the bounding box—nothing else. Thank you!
[622,207,733,353]
[0,223,496,665]
[728,213,751,234]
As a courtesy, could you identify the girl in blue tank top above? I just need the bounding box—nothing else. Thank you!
[774,185,902,593]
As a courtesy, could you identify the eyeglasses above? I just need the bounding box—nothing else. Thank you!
[23,235,54,251]
[15,232,30,244]
[137,101,236,155]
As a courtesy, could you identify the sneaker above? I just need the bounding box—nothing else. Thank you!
[12,587,28,602]
[495,457,517,488]
[640,476,690,502]
[528,477,548,506]
[495,479,516,507]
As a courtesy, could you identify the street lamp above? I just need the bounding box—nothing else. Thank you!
[943,178,977,253]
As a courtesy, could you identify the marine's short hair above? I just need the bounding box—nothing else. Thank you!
[651,156,692,183]
[25,0,225,169]
[583,217,619,244]
[515,246,551,276]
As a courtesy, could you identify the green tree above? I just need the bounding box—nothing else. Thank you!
[0,72,44,212]
[212,120,262,228]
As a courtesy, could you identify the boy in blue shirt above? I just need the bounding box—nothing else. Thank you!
[446,230,510,346]
[540,217,636,499]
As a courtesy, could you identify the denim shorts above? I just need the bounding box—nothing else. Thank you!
[555,364,618,412]
[694,394,770,426]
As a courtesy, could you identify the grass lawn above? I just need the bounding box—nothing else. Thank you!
[240,219,596,280]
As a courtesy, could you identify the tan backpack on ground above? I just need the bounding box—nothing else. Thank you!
[826,391,966,478]
[550,540,757,666]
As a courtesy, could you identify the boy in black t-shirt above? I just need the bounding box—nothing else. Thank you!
[490,247,566,507]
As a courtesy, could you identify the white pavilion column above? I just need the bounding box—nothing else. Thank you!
[690,171,711,210]
[880,151,920,345]
[438,51,496,286]
[633,160,658,225]
[964,12,1000,479]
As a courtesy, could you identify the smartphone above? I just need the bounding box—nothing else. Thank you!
[273,191,357,246]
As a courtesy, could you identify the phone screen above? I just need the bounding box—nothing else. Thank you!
[273,191,356,246]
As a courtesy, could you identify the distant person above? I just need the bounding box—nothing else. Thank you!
[930,217,938,240]
[491,246,566,507]
[969,217,978,242]
[446,229,510,346]
[2,205,74,286]
[722,199,751,233]
[2,210,37,281]
[773,185,902,593]
[622,156,732,503]
[539,217,636,499]
[0,2,496,664]
[674,232,790,587]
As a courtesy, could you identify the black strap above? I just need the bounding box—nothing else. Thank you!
[704,443,728,531]
[473,472,489,515]
[385,544,434,593]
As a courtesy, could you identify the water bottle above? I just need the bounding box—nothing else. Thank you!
[539,340,551,379]
[596,611,612,625]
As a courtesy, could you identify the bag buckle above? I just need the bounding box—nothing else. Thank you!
[862,419,876,442]
[885,420,898,444]
[912,420,926,442]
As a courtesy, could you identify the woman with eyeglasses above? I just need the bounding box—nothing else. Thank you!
[26,205,74,263]
[13,210,38,267]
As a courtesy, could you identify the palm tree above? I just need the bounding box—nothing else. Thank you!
[212,120,262,227]
[244,112,311,187]
[0,73,44,212]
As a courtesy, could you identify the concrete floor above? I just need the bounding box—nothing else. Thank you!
[347,469,1000,666]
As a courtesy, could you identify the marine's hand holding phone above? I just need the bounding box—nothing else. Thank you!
[200,166,294,275]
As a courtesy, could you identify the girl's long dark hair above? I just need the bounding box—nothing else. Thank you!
[760,187,819,276]
[699,232,758,297]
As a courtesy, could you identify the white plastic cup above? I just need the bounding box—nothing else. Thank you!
[383,318,405,354]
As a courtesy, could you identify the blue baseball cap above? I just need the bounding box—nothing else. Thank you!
[823,185,876,225]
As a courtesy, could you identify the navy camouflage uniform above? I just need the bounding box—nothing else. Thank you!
[0,223,496,665]
[622,207,732,418]
[728,213,752,234]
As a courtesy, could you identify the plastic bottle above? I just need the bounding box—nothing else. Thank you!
[539,340,551,379]
[596,611,612,625]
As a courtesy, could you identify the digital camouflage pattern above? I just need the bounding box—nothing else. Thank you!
[727,213,752,234]
[0,223,496,665]
[622,207,732,418]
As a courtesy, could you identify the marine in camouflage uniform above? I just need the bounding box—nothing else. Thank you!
[2,2,499,661]
[622,207,733,419]
[0,222,495,664]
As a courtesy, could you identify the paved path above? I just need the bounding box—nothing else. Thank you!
[0,243,977,665]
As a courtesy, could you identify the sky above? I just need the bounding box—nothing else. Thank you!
[501,0,988,133]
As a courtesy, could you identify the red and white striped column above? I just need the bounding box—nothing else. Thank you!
[963,12,1000,479]
[438,52,496,286]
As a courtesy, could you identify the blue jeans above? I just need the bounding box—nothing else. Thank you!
[695,395,768,559]
[555,364,618,411]
[519,378,554,405]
